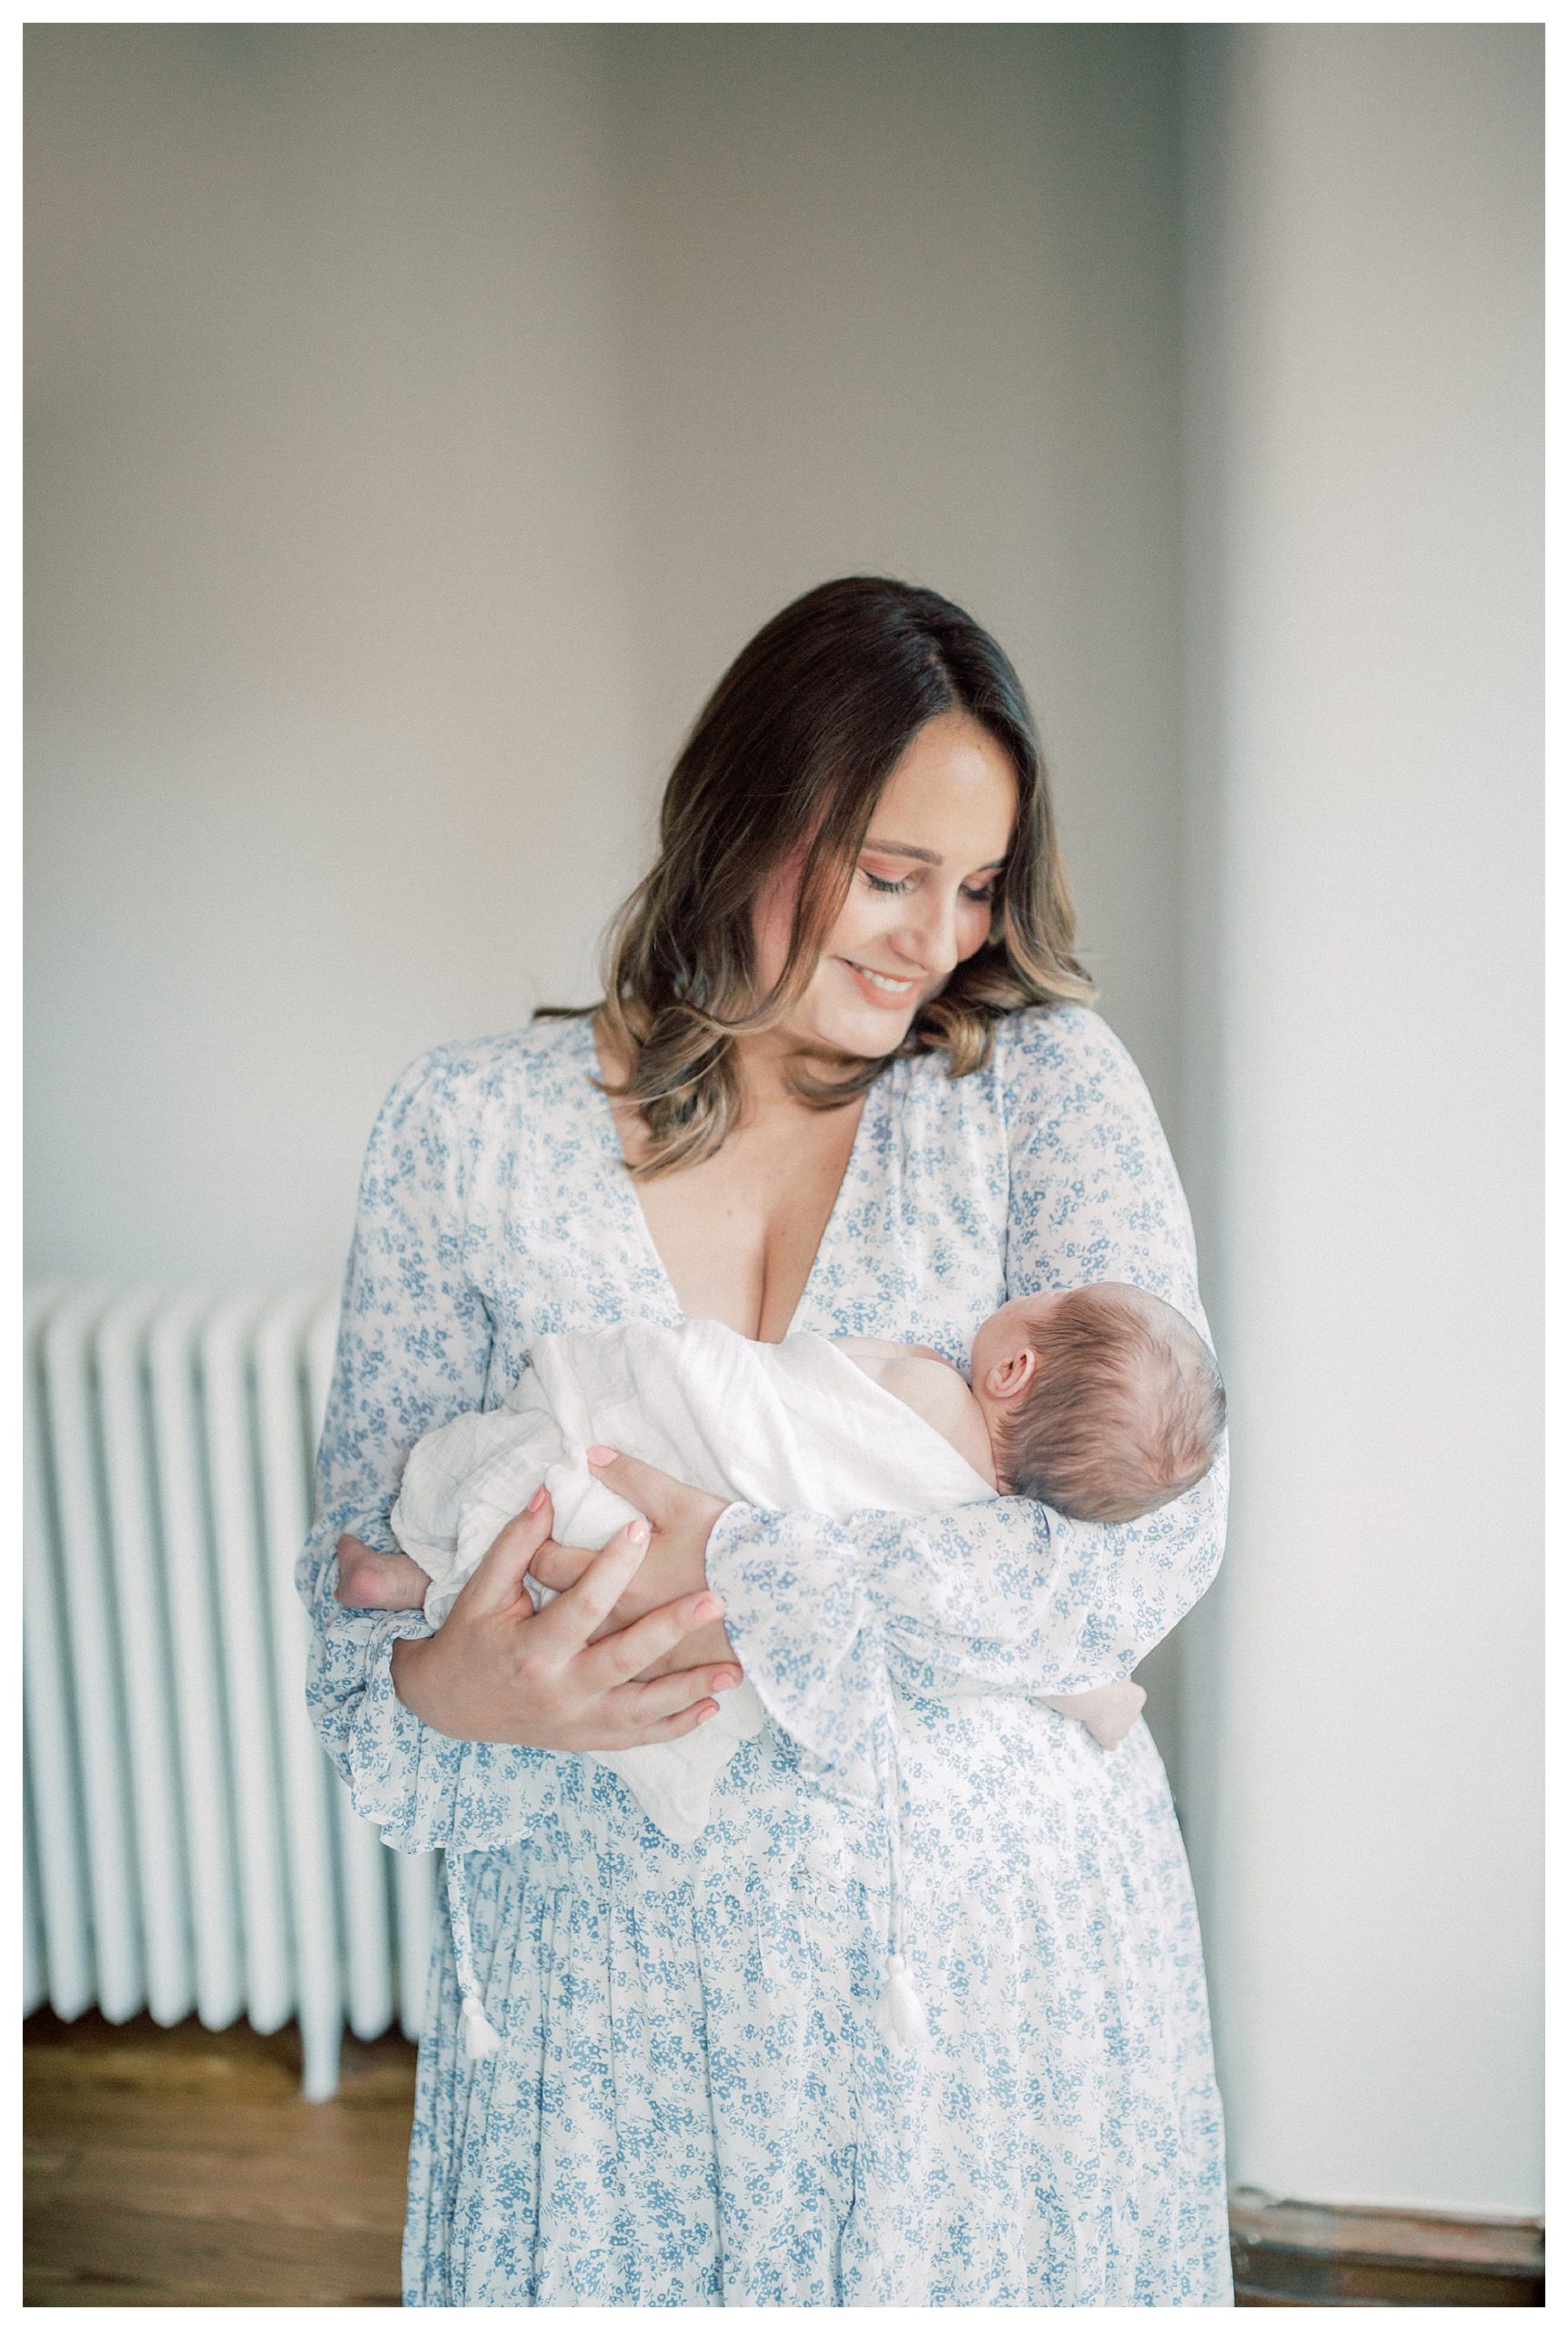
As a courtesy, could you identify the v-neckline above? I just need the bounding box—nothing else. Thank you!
[581,1013,878,1343]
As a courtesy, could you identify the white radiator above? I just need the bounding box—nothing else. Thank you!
[23,1282,439,2102]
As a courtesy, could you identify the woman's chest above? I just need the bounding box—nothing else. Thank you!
[626,1104,864,1342]
[466,1044,1014,1392]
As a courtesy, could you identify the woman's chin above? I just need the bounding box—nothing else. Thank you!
[800,1006,917,1061]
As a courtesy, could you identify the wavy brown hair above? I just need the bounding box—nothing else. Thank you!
[545,575,1094,1176]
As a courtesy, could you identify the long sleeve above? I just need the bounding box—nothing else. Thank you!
[704,1006,1228,1800]
[297,1042,572,1852]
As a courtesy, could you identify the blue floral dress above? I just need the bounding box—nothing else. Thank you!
[298,1004,1231,2306]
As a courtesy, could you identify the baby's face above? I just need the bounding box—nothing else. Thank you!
[967,1290,1064,1403]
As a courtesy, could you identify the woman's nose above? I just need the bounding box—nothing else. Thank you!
[896,887,963,977]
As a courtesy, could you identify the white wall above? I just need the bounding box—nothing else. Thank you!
[25,23,1187,1291]
[25,26,649,1284]
[1179,25,1543,2214]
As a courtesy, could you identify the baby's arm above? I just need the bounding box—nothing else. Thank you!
[335,1537,430,1612]
[835,1337,998,1487]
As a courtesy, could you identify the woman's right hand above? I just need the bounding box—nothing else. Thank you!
[385,1488,743,1750]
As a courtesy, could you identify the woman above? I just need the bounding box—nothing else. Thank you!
[299,577,1230,2305]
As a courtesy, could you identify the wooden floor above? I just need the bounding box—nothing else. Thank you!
[24,2011,416,2308]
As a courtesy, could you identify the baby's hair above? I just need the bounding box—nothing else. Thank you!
[996,1283,1226,1524]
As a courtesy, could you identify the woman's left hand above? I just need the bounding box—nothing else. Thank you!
[529,1448,738,1677]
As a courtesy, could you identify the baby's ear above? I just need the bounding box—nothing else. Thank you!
[986,1344,1038,1403]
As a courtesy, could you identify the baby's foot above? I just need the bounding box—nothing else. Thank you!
[1040,1678,1148,1750]
[334,1535,426,1611]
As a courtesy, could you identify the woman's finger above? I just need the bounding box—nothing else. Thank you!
[533,1518,651,1646]
[578,1588,727,1688]
[610,1664,743,1727]
[458,1487,553,1618]
[585,1445,681,1524]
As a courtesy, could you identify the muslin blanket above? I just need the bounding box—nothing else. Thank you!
[391,1317,1144,1846]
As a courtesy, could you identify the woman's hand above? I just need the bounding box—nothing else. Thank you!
[527,1447,737,1676]
[382,1485,741,1748]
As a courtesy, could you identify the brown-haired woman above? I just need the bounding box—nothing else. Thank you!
[301,576,1231,2305]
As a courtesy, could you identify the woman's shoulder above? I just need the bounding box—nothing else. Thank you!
[983,1004,1174,1170]
[376,1012,595,1129]
[989,1000,1146,1100]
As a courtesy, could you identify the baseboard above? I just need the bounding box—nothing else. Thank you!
[1230,2187,1544,2306]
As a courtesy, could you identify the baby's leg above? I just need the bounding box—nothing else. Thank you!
[334,1535,430,1611]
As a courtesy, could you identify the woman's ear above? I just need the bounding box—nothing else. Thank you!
[983,1343,1038,1405]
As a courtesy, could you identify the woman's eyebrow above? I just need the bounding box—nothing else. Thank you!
[863,836,1008,870]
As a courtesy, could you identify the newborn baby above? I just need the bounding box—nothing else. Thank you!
[339,1282,1226,1831]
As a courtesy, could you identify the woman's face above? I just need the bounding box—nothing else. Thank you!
[753,709,1019,1060]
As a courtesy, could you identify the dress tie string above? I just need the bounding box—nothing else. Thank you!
[873,1688,929,2052]
[446,1852,501,2060]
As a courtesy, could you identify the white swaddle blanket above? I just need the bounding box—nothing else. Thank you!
[391,1317,1002,1844]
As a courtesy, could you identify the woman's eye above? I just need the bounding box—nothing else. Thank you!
[862,869,998,903]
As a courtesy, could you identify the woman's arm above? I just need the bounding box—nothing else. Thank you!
[701,1006,1228,1800]
[297,1044,736,1851]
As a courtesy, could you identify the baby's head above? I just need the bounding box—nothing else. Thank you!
[969,1283,1226,1523]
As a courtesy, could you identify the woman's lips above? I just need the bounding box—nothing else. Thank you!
[837,957,921,1009]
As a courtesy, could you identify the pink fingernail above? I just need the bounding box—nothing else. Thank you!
[527,1486,546,1514]
[695,1703,718,1724]
[587,1444,618,1465]
[696,1595,723,1621]
[626,1519,650,1545]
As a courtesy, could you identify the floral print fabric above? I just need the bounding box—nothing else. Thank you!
[298,1005,1231,2305]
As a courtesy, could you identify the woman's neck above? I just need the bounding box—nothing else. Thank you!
[597,1012,864,1130]
[729,1028,827,1117]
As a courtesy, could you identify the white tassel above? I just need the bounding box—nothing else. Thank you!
[875,1952,929,2050]
[460,1991,501,2061]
